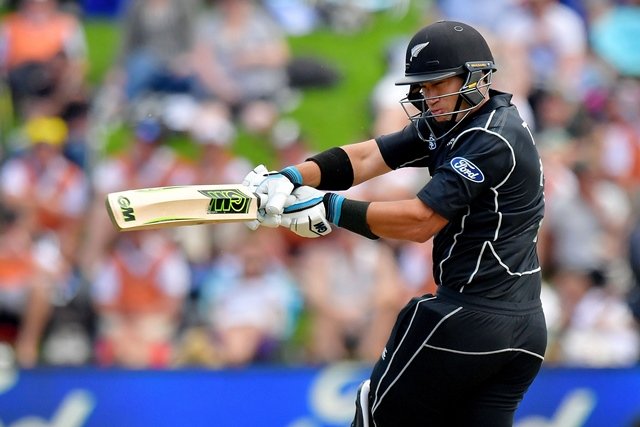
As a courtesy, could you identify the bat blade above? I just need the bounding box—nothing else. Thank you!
[105,184,259,231]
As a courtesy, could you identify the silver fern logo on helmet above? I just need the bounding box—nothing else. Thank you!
[410,42,429,62]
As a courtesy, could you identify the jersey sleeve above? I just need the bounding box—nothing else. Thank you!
[418,130,513,220]
[375,123,432,169]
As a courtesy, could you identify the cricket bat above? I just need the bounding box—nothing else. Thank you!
[105,184,262,231]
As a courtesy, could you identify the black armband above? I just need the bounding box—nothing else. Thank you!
[307,147,354,190]
[323,193,379,240]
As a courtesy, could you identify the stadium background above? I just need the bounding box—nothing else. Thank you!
[1,0,640,426]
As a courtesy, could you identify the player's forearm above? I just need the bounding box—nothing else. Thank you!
[366,199,448,243]
[293,161,322,187]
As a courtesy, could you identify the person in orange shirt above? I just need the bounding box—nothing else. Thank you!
[0,116,90,262]
[0,203,57,367]
[90,231,190,368]
[81,118,189,277]
[0,0,88,117]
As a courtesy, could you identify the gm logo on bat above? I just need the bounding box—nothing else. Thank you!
[198,189,252,214]
[118,196,136,222]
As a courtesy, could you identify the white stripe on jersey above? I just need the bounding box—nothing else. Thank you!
[441,107,541,288]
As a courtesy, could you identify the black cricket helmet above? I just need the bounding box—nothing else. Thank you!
[397,21,497,123]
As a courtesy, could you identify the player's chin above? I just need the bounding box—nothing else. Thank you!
[432,114,453,122]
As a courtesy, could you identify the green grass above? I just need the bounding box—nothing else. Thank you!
[25,5,424,166]
[286,11,421,149]
[84,19,121,85]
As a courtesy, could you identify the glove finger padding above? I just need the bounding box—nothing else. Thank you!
[260,174,295,215]
[243,165,270,231]
[244,212,281,230]
[282,186,332,238]
[244,194,295,231]
[245,166,296,216]
[242,164,270,190]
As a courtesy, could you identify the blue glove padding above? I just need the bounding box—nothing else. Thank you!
[281,186,332,238]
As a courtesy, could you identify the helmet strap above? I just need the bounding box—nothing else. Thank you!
[408,84,426,112]
[449,95,465,124]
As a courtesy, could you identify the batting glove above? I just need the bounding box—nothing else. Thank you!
[242,164,303,214]
[281,186,332,238]
[242,164,302,230]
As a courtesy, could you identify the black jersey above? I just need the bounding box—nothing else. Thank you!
[376,90,544,302]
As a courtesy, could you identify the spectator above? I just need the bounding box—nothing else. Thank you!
[91,118,186,194]
[187,104,247,185]
[0,203,57,367]
[591,79,640,192]
[0,115,90,262]
[627,213,640,327]
[538,160,631,282]
[60,100,91,171]
[194,228,301,366]
[191,0,291,136]
[171,107,250,265]
[81,118,188,277]
[589,0,640,79]
[0,0,88,119]
[297,229,402,363]
[90,230,190,368]
[109,0,200,103]
[496,0,588,122]
[545,268,639,367]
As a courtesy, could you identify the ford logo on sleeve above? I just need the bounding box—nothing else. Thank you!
[451,157,485,183]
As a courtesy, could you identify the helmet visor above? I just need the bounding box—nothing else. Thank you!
[395,69,463,86]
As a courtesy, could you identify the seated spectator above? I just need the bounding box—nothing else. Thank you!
[626,212,640,328]
[496,0,588,123]
[545,268,639,367]
[591,79,640,192]
[108,0,199,104]
[0,203,57,367]
[538,159,631,281]
[191,0,291,135]
[0,0,88,119]
[60,100,91,171]
[193,228,301,366]
[589,0,640,79]
[81,118,189,276]
[90,230,190,368]
[297,229,402,363]
[171,107,250,264]
[0,115,89,262]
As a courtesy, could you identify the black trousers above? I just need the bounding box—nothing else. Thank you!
[366,287,547,427]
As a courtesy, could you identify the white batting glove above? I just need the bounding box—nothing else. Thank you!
[243,165,277,230]
[242,164,295,215]
[281,186,332,238]
[242,164,295,230]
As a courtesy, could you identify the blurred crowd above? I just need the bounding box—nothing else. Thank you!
[0,0,638,370]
